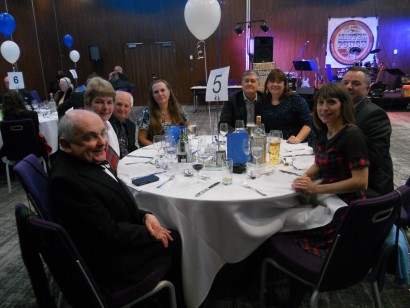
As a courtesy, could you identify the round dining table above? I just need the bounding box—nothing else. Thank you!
[117,141,347,308]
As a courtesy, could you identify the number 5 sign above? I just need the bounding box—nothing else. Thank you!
[205,66,230,102]
[7,72,25,90]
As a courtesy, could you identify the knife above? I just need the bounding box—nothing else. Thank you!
[126,155,154,159]
[195,181,220,197]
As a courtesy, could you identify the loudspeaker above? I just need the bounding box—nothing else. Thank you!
[88,45,101,61]
[254,36,273,63]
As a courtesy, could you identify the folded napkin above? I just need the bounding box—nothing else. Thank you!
[292,160,312,170]
[278,166,305,176]
[281,142,314,157]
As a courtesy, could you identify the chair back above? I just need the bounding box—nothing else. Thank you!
[14,154,56,221]
[15,204,56,307]
[317,185,410,291]
[15,203,175,308]
[0,118,42,160]
[30,90,42,102]
[15,203,108,307]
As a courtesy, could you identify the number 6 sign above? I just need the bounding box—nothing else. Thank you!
[7,72,25,90]
[206,66,230,102]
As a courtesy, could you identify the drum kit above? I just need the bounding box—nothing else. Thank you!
[336,47,382,81]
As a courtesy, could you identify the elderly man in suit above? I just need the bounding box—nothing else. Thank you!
[341,66,394,198]
[219,69,264,132]
[48,109,183,303]
[109,90,138,158]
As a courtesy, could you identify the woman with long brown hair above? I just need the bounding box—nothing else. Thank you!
[138,79,189,146]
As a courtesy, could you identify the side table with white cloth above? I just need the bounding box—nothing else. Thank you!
[117,141,347,308]
[0,112,59,154]
[191,85,242,112]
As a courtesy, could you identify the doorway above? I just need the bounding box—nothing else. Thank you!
[124,41,176,106]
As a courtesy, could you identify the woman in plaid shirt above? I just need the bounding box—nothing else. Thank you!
[289,82,369,257]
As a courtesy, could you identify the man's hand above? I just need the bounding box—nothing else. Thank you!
[144,214,173,247]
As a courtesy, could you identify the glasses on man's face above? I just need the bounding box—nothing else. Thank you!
[243,78,257,84]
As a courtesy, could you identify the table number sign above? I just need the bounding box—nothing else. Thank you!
[206,66,230,102]
[7,72,25,90]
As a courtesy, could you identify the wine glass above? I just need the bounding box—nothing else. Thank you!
[31,100,39,112]
[219,123,228,144]
[191,153,204,184]
[251,138,264,168]
[235,120,245,131]
[242,140,251,169]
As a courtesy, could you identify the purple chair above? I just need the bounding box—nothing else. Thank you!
[15,204,177,308]
[14,154,56,222]
[259,185,410,308]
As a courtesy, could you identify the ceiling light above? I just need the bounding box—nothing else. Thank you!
[234,24,244,35]
[260,21,270,33]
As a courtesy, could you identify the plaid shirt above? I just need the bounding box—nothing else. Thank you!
[288,125,369,257]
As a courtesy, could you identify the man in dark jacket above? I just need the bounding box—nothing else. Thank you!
[48,109,182,301]
[219,69,263,132]
[342,66,394,198]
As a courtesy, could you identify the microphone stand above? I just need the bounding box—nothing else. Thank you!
[286,41,309,78]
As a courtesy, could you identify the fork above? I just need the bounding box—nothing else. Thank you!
[241,180,267,196]
[156,174,175,188]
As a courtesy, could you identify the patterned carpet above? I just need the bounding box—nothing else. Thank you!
[1,106,410,307]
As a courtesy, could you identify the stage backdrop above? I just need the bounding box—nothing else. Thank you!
[326,17,379,68]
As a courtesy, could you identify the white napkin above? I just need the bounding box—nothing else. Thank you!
[292,160,312,170]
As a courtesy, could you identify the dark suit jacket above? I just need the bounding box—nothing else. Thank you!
[48,152,172,287]
[355,98,394,197]
[109,116,138,156]
[57,92,84,119]
[219,90,264,131]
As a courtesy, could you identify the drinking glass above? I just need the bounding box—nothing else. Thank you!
[191,153,205,184]
[242,140,251,169]
[164,135,176,169]
[31,100,39,112]
[187,122,198,139]
[219,123,228,144]
[268,130,283,165]
[235,120,245,131]
[251,138,264,167]
[153,135,164,160]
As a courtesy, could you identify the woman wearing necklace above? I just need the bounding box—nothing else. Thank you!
[256,68,312,144]
[138,79,189,146]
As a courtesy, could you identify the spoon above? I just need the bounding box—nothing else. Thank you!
[241,180,267,196]
[184,169,210,180]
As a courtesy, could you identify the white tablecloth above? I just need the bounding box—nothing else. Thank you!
[39,113,59,154]
[0,112,59,154]
[117,143,347,308]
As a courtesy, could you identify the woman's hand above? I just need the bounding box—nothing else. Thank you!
[287,135,300,144]
[144,214,173,247]
[292,175,317,194]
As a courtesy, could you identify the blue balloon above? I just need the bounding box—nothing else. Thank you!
[63,34,74,48]
[0,13,16,38]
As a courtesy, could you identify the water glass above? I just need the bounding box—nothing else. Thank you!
[235,120,245,131]
[268,130,283,165]
[221,158,233,185]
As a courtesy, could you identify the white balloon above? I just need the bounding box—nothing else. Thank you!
[69,50,80,63]
[184,0,221,41]
[0,40,20,64]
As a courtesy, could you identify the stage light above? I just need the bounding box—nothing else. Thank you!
[234,24,244,35]
[260,21,270,33]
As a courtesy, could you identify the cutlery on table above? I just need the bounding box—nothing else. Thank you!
[195,182,220,197]
[126,155,154,159]
[132,170,167,180]
[125,161,154,165]
[279,169,300,176]
[156,175,175,188]
[241,180,267,196]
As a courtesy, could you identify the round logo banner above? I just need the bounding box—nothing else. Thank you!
[330,20,374,65]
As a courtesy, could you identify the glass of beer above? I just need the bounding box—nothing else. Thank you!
[268,130,283,165]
